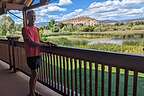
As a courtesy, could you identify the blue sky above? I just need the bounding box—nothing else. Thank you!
[8,0,144,23]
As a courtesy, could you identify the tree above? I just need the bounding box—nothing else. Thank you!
[0,15,15,35]
[47,19,56,31]
[61,24,75,32]
[15,24,22,31]
[58,23,65,29]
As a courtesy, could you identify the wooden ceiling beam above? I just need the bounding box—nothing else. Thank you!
[19,0,25,4]
[24,0,48,10]
[8,0,13,3]
[6,3,24,10]
[0,2,24,10]
[0,0,48,12]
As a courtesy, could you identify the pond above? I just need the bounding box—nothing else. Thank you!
[87,38,144,46]
[88,39,123,45]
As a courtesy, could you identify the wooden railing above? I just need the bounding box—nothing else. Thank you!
[0,39,144,96]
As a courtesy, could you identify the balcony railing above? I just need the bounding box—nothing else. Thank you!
[0,38,144,96]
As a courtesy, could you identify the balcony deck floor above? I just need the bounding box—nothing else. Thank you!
[0,60,61,96]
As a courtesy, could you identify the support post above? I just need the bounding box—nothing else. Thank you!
[23,10,27,27]
[7,36,20,73]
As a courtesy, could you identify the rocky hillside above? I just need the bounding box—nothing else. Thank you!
[62,16,98,26]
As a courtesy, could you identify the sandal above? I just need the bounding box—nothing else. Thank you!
[35,92,42,96]
[27,92,42,96]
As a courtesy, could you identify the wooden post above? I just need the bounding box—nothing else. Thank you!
[7,37,12,70]
[7,36,20,73]
[23,10,27,27]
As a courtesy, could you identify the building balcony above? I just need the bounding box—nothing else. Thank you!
[0,39,144,96]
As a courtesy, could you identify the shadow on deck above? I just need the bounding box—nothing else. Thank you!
[0,60,61,96]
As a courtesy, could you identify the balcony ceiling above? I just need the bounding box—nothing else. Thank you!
[0,0,29,11]
[0,0,48,14]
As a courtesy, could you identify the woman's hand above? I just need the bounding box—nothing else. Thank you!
[43,42,57,47]
[40,43,49,51]
[40,42,57,52]
[41,41,57,47]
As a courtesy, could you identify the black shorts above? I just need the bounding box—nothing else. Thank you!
[27,56,42,70]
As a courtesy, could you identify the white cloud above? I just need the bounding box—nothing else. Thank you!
[35,4,66,13]
[47,5,66,12]
[58,0,72,6]
[124,0,144,4]
[61,9,83,20]
[35,13,63,23]
[8,10,23,24]
[33,3,66,22]
[9,0,144,23]
[74,9,83,13]
[75,0,144,20]
[9,10,23,17]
